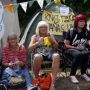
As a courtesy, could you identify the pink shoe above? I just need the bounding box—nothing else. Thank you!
[69,76,79,84]
[81,74,90,81]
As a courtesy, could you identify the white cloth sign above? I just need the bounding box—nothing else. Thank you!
[0,1,4,40]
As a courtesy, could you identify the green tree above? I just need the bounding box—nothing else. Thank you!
[17,0,90,29]
[17,0,48,28]
[62,0,90,19]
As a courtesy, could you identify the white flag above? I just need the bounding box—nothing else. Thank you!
[20,2,28,13]
[36,0,44,9]
[0,1,4,40]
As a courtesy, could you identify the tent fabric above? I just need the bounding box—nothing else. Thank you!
[19,1,76,67]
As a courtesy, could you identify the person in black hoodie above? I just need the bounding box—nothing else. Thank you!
[64,14,90,83]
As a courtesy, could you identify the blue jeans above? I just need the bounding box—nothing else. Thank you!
[2,68,31,89]
[33,53,58,61]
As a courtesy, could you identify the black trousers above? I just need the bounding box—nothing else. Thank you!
[66,49,89,75]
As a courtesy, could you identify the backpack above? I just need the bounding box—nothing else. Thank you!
[0,81,7,90]
[8,74,26,89]
[32,72,52,90]
[0,84,7,90]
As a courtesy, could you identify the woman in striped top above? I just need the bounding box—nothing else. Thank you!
[1,33,37,90]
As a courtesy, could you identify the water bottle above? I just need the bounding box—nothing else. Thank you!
[13,57,20,72]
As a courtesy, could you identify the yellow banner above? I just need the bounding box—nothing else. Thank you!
[42,10,75,35]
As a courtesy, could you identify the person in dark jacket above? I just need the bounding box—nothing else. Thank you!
[64,14,90,83]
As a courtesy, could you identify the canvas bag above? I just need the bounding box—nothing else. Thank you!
[0,84,7,90]
[8,74,26,88]
[32,72,52,90]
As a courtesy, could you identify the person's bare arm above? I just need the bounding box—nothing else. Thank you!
[64,40,84,50]
[48,34,59,49]
[3,62,13,67]
[64,40,76,49]
[28,35,38,52]
[28,35,44,52]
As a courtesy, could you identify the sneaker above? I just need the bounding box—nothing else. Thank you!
[81,74,90,81]
[0,84,7,90]
[69,76,79,84]
[27,85,38,90]
[49,84,55,90]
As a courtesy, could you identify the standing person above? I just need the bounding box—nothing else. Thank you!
[64,14,90,83]
[28,21,60,90]
[1,33,37,90]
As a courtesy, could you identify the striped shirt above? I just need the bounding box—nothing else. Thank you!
[2,44,27,68]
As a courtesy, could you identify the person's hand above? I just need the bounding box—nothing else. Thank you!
[48,36,55,44]
[79,46,85,50]
[15,60,21,66]
[76,46,85,50]
[8,62,14,67]
[15,60,24,66]
[38,37,44,43]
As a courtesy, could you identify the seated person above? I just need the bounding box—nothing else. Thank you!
[1,33,37,90]
[64,14,90,83]
[28,21,60,90]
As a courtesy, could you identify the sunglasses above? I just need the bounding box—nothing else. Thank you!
[9,37,17,40]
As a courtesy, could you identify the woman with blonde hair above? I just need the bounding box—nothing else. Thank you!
[28,21,60,90]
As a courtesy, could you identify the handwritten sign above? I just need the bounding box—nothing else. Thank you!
[42,10,75,35]
[0,1,4,40]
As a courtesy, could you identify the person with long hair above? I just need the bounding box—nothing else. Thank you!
[2,33,37,90]
[64,14,90,83]
[28,21,60,90]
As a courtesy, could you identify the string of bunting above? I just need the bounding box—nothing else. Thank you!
[2,0,53,13]
[1,0,88,13]
[2,0,66,13]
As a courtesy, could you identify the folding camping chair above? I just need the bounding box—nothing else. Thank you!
[58,31,81,77]
[30,52,60,80]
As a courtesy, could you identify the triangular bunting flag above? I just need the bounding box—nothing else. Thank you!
[13,4,19,13]
[20,2,28,13]
[36,0,44,9]
[6,4,13,13]
[29,0,35,8]
[46,0,51,4]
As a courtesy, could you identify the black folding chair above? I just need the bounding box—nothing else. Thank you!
[58,31,81,77]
